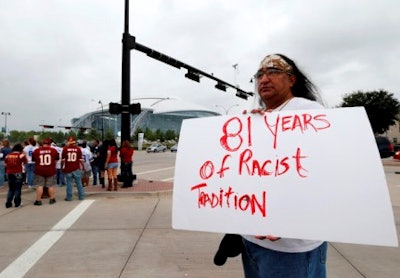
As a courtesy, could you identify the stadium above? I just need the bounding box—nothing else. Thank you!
[71,98,221,138]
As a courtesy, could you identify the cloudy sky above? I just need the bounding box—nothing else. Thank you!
[1,0,399,131]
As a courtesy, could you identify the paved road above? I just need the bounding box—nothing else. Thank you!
[0,153,398,277]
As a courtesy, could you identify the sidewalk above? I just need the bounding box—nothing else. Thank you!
[0,178,173,196]
[0,160,399,277]
[84,179,173,195]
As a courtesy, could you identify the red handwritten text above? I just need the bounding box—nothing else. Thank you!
[264,113,331,149]
[191,183,267,217]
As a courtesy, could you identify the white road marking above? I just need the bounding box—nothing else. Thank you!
[0,200,95,278]
[136,167,174,175]
[161,177,174,182]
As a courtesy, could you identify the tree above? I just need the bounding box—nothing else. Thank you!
[340,90,400,134]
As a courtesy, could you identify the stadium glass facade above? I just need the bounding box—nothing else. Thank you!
[71,98,220,138]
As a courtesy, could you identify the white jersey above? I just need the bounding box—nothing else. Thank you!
[23,144,38,164]
[81,147,93,172]
[53,145,63,169]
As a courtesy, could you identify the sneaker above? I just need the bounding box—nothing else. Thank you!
[34,200,42,206]
[49,198,56,205]
[64,198,72,202]
[5,202,12,208]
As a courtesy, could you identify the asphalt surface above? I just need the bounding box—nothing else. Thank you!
[0,158,398,277]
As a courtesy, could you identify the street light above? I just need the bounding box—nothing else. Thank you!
[1,112,10,136]
[98,101,104,142]
[215,104,239,115]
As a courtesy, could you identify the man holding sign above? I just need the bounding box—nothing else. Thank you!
[240,54,327,277]
[173,53,397,276]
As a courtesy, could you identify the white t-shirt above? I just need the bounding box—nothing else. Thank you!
[242,97,325,253]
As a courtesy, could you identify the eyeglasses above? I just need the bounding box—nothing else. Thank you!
[254,68,289,80]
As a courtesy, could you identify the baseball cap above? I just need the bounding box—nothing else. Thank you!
[43,138,53,145]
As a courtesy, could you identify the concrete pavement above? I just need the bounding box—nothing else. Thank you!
[0,163,399,277]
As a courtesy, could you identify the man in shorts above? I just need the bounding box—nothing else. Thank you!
[32,138,60,205]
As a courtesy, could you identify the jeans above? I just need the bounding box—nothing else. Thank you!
[0,161,5,186]
[120,162,133,186]
[56,169,65,185]
[91,165,99,185]
[6,173,23,207]
[65,169,85,200]
[25,163,35,186]
[242,239,327,278]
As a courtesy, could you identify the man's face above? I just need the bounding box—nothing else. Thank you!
[256,67,295,102]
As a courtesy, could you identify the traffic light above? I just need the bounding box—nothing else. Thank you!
[129,103,141,114]
[109,102,122,114]
[215,82,227,92]
[40,125,54,129]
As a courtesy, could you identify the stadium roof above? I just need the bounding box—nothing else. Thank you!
[131,97,220,115]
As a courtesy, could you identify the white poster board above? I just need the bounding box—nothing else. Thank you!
[172,107,398,247]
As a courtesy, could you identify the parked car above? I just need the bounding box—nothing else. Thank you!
[375,136,394,158]
[170,144,178,152]
[146,143,167,153]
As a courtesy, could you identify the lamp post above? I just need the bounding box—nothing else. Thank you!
[98,101,104,142]
[1,112,10,136]
[215,104,239,115]
[232,63,239,87]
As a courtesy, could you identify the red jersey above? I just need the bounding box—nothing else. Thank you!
[32,146,59,177]
[62,145,83,173]
[5,152,28,174]
[120,147,133,163]
[107,146,118,164]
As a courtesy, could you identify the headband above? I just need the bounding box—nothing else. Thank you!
[258,54,293,73]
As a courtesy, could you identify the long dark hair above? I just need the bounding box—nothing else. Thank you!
[255,54,324,108]
[12,143,23,152]
[277,54,321,103]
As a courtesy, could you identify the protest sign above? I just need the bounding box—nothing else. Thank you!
[172,107,398,247]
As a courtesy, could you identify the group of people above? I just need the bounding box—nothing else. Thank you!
[2,52,327,276]
[0,136,135,208]
[91,139,135,191]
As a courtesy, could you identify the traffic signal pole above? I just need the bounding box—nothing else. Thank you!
[115,1,252,143]
[121,0,131,142]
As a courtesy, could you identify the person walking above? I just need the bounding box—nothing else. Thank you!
[119,140,134,188]
[31,138,59,206]
[240,53,327,277]
[105,139,119,191]
[4,143,27,208]
[62,136,85,201]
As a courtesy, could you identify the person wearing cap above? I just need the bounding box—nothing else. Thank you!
[240,54,327,277]
[31,138,60,205]
[61,136,85,201]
